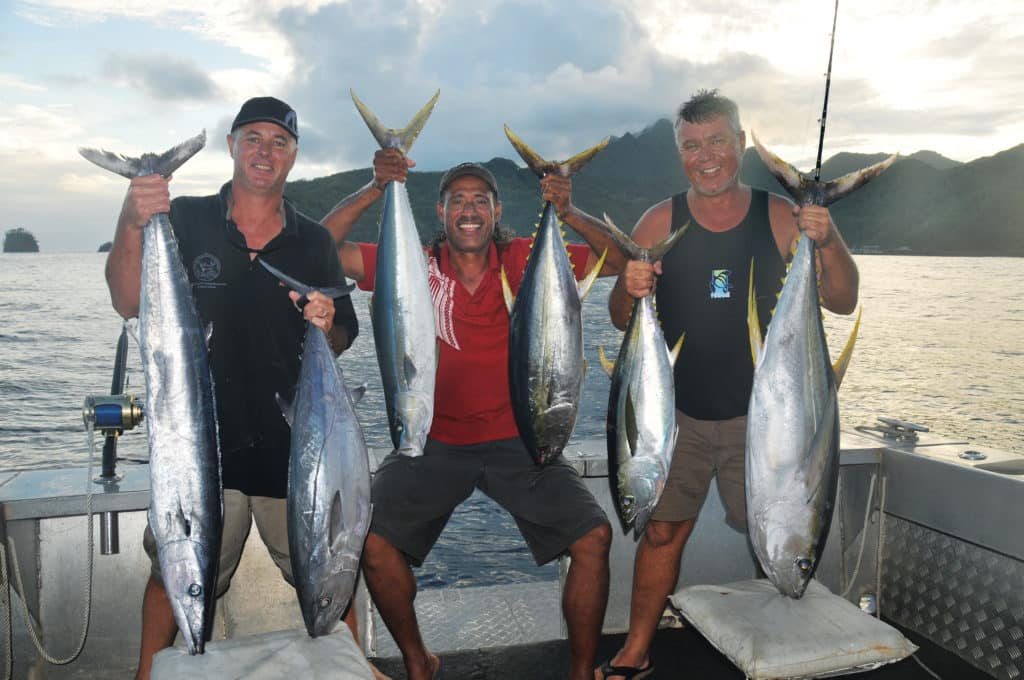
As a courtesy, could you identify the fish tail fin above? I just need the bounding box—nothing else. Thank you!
[259,259,355,302]
[820,154,899,205]
[79,130,206,179]
[747,258,764,364]
[598,212,645,261]
[500,266,515,314]
[350,89,440,154]
[750,131,810,204]
[832,307,862,388]
[503,124,608,178]
[598,344,615,377]
[648,221,689,262]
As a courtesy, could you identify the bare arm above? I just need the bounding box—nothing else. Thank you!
[321,149,412,280]
[542,174,624,277]
[607,200,672,329]
[105,174,171,318]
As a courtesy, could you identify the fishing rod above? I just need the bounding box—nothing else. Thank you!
[814,0,840,181]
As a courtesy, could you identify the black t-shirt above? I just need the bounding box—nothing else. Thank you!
[169,182,358,497]
[655,189,786,421]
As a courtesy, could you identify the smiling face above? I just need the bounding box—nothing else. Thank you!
[227,122,297,195]
[676,114,746,198]
[436,175,502,255]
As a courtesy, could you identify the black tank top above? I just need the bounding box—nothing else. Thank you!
[655,189,786,420]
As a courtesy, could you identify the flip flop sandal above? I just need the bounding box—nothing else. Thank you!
[598,659,655,680]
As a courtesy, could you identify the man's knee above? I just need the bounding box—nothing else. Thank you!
[570,522,612,562]
[641,518,695,551]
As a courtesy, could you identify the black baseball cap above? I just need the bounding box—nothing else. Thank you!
[231,96,299,140]
[438,162,499,200]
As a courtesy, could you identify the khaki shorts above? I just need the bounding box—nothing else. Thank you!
[651,412,748,530]
[143,489,292,597]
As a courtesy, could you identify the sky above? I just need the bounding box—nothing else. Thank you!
[2,0,1022,253]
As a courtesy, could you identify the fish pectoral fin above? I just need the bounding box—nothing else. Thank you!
[624,387,639,454]
[803,390,839,503]
[402,353,419,387]
[578,247,607,301]
[499,267,515,313]
[747,259,764,364]
[831,307,862,389]
[276,394,295,428]
[327,491,346,553]
[347,383,368,405]
[598,345,615,377]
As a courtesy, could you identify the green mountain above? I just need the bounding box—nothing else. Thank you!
[284,120,1023,256]
[3,228,40,253]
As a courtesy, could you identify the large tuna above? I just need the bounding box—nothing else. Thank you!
[501,126,607,465]
[745,133,892,598]
[596,217,687,537]
[80,132,222,653]
[351,90,439,457]
[258,261,371,638]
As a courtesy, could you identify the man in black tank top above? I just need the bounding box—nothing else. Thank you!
[592,91,861,679]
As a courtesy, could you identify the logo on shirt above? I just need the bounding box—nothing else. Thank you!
[709,269,733,299]
[192,253,223,287]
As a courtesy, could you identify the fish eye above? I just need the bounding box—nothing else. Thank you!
[319,596,333,609]
[188,583,203,597]
[796,558,813,573]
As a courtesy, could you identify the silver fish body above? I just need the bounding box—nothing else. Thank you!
[287,325,372,637]
[371,181,436,456]
[745,235,839,599]
[746,133,893,598]
[509,203,587,465]
[80,132,222,653]
[606,293,679,537]
[351,91,438,457]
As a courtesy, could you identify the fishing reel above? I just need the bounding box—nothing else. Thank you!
[82,394,145,434]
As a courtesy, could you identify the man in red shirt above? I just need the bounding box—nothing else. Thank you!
[323,149,623,680]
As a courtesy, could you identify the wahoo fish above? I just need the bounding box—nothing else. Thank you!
[745,133,892,598]
[501,126,608,465]
[79,132,221,653]
[259,261,372,638]
[596,217,687,537]
[351,90,439,457]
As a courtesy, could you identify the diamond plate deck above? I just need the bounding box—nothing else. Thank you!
[369,581,563,658]
[882,516,1024,680]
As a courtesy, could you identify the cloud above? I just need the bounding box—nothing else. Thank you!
[101,54,221,101]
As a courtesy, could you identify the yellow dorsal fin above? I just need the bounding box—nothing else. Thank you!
[578,247,608,301]
[832,307,862,388]
[668,332,685,366]
[598,345,615,377]
[499,266,515,314]
[747,258,763,364]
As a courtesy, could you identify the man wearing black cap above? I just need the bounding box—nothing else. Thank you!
[320,148,625,680]
[106,96,359,679]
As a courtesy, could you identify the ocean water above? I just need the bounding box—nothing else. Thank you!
[1,253,1021,586]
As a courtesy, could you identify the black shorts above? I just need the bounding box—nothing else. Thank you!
[369,437,608,566]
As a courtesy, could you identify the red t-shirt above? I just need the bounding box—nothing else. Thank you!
[357,238,591,445]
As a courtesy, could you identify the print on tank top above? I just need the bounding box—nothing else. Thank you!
[709,269,733,299]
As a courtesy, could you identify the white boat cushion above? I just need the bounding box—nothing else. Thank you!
[670,579,918,680]
[151,626,375,680]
